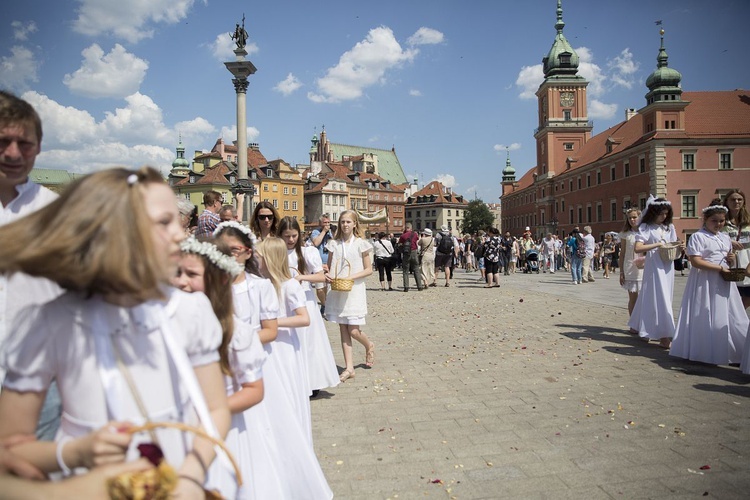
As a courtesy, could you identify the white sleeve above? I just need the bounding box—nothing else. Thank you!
[258,279,280,321]
[176,292,222,367]
[304,247,324,274]
[230,321,266,385]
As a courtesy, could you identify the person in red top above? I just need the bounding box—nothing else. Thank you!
[398,222,423,292]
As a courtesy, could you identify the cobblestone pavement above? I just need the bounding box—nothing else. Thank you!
[311,266,750,500]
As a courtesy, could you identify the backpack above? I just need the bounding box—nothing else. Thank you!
[437,233,454,254]
[474,241,485,259]
[484,237,500,262]
[400,231,416,254]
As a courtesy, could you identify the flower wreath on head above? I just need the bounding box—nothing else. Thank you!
[180,237,244,277]
[637,194,672,225]
[212,220,257,244]
[701,204,729,214]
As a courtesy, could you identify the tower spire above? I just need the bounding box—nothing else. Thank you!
[555,0,565,34]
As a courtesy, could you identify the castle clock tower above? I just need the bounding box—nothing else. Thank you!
[534,0,593,180]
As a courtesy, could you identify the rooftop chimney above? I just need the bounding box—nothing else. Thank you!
[625,108,637,121]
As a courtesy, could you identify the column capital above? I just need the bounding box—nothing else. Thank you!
[233,77,249,93]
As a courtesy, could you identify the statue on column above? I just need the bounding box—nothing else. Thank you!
[231,15,249,50]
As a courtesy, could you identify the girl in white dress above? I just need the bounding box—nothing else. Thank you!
[627,196,684,349]
[278,216,340,395]
[173,237,268,499]
[325,209,375,382]
[619,208,644,331]
[216,225,332,498]
[671,201,748,365]
[722,189,750,309]
[0,167,230,498]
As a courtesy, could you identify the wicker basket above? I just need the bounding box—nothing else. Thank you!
[330,258,354,292]
[107,421,242,500]
[720,267,747,282]
[658,242,680,263]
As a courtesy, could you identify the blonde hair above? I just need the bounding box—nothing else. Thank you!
[333,210,364,240]
[256,237,291,297]
[0,166,169,302]
[621,207,641,233]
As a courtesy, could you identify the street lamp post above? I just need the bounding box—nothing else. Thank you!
[225,16,257,223]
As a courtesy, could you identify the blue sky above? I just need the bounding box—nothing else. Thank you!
[2,0,748,202]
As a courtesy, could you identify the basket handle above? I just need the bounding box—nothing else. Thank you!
[128,421,243,486]
[334,257,351,279]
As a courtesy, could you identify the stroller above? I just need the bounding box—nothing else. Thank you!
[524,248,540,274]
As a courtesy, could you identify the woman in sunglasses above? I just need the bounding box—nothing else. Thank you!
[251,201,280,241]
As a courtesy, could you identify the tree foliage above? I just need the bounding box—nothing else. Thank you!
[460,199,495,235]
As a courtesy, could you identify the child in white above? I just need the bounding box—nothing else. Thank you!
[279,216,340,394]
[174,238,268,499]
[217,224,332,499]
[0,168,230,496]
[671,203,748,365]
[325,210,375,382]
[628,196,684,348]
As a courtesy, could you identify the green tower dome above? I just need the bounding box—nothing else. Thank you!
[502,150,516,182]
[542,0,580,77]
[645,29,682,90]
[172,137,190,169]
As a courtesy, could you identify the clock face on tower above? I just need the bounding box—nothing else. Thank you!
[560,91,575,107]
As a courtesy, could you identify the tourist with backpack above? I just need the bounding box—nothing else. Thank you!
[435,225,457,287]
[397,222,423,292]
[567,229,586,284]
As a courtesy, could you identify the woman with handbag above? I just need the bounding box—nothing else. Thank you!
[373,232,395,291]
[619,208,645,328]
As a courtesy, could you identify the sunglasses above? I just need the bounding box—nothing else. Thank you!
[257,214,274,221]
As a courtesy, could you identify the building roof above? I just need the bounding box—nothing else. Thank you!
[408,180,468,206]
[173,161,233,187]
[29,168,79,185]
[329,143,407,184]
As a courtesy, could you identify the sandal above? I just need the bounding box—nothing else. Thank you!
[365,343,375,368]
[339,369,355,382]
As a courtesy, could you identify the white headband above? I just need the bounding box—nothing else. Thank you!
[702,204,728,214]
[213,220,256,244]
[180,237,244,277]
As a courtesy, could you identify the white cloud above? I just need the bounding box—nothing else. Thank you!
[209,32,259,61]
[22,91,99,147]
[368,135,380,143]
[307,26,419,103]
[515,64,543,99]
[220,125,260,144]
[12,21,37,41]
[494,143,521,152]
[72,0,196,43]
[21,90,218,174]
[433,173,457,188]
[407,27,444,46]
[588,99,617,120]
[63,44,148,99]
[608,48,639,89]
[0,46,39,89]
[273,73,302,96]
[576,47,606,97]
[409,89,422,97]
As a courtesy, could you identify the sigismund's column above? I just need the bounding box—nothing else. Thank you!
[225,17,257,222]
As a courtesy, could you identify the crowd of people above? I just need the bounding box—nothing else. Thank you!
[1,89,750,499]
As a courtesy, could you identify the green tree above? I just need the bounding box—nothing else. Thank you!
[460,199,495,235]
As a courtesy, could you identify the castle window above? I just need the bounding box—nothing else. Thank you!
[682,152,695,171]
[624,162,630,177]
[564,143,574,151]
[563,110,572,121]
[639,158,646,173]
[719,151,733,170]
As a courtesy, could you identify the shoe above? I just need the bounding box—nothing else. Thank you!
[339,369,355,382]
[310,389,320,399]
[658,338,671,349]
[577,281,582,284]
[550,271,555,274]
[320,305,325,315]
[572,281,577,285]
[589,278,595,282]
[403,289,409,292]
[388,287,394,291]
[445,282,450,287]
[365,344,375,367]
[429,283,437,287]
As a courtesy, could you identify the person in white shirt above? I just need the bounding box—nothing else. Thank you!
[581,226,596,282]
[0,91,62,440]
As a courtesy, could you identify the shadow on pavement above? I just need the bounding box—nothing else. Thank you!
[556,323,750,386]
